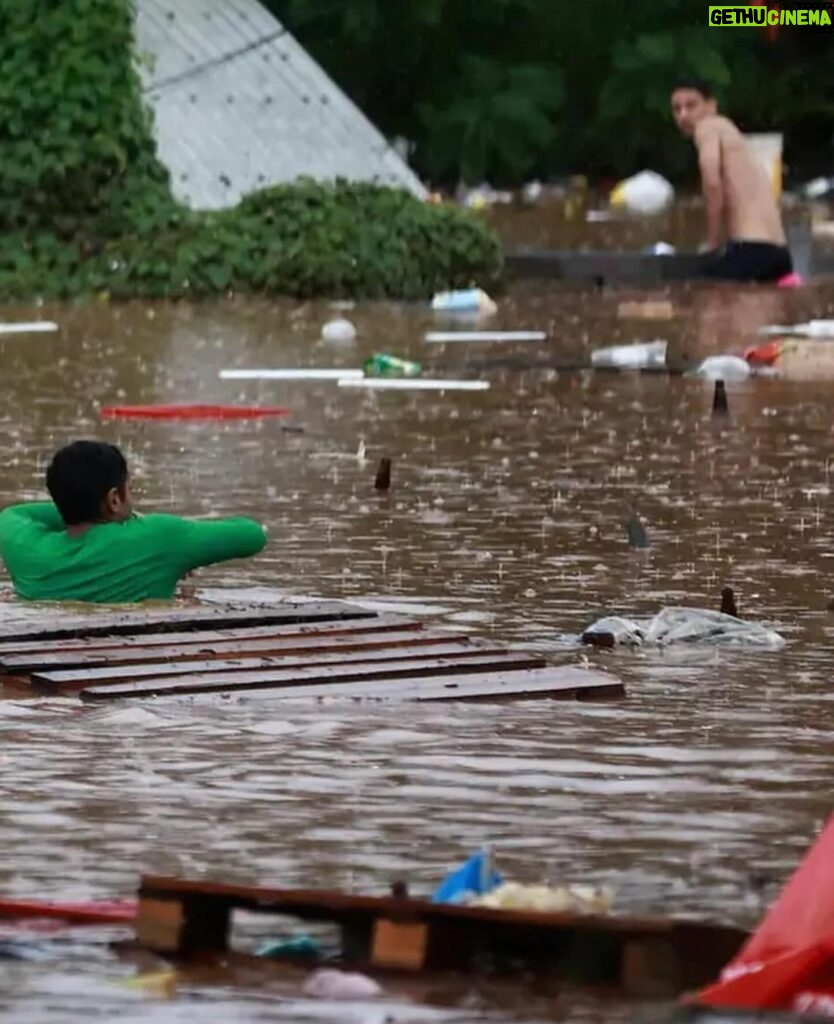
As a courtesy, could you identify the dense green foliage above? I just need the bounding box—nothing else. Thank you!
[269,0,834,186]
[0,0,500,301]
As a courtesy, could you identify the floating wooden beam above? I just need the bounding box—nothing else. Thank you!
[80,652,547,701]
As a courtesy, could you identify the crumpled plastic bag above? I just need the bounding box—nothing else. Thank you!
[473,882,613,915]
[582,607,785,649]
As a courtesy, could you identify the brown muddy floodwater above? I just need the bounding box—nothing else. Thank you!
[1,268,834,1023]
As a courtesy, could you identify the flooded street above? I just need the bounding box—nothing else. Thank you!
[2,269,834,1021]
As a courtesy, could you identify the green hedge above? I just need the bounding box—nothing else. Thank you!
[0,0,501,301]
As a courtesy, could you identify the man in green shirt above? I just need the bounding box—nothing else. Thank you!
[0,440,267,603]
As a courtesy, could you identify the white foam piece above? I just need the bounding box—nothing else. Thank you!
[220,368,364,381]
[0,321,59,335]
[760,321,834,338]
[338,378,489,392]
[424,331,546,343]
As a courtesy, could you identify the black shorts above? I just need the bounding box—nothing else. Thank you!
[703,240,793,283]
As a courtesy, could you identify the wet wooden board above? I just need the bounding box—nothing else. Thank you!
[32,638,504,689]
[0,601,375,643]
[0,617,426,674]
[136,874,746,994]
[168,666,625,704]
[79,652,547,700]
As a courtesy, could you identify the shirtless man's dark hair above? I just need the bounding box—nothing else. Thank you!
[671,77,713,101]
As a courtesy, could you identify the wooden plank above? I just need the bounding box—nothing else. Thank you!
[32,638,502,689]
[135,874,745,987]
[0,616,419,672]
[233,666,625,703]
[0,601,374,643]
[81,665,624,703]
[80,653,547,701]
[138,874,744,945]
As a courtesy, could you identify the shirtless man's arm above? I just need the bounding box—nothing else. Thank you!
[695,118,725,250]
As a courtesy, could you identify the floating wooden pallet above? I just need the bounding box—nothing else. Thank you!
[0,603,624,704]
[136,875,747,997]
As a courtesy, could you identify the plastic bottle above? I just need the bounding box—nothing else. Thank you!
[590,339,668,369]
[362,353,422,378]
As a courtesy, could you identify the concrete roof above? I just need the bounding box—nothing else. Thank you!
[135,0,426,209]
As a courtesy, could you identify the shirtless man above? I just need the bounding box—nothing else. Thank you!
[671,78,792,282]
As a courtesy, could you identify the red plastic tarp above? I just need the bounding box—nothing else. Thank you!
[100,405,291,420]
[688,816,834,1012]
[0,898,137,925]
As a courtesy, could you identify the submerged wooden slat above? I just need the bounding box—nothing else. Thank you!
[190,666,625,703]
[0,601,374,643]
[0,616,418,673]
[33,638,501,689]
[80,652,547,700]
[0,614,416,658]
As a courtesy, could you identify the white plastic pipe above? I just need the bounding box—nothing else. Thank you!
[424,331,546,343]
[0,322,59,335]
[220,369,364,381]
[338,378,489,391]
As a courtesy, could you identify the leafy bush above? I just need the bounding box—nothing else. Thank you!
[0,0,501,302]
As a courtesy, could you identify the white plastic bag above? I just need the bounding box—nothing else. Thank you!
[583,607,785,649]
[610,171,674,216]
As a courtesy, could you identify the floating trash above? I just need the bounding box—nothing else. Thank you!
[474,882,613,916]
[582,608,786,649]
[609,170,674,216]
[617,300,675,321]
[693,356,751,381]
[338,378,489,392]
[220,368,363,381]
[431,288,497,316]
[363,353,422,378]
[100,404,292,420]
[760,320,834,338]
[0,321,59,336]
[590,339,667,370]
[302,968,382,1000]
[321,318,357,343]
[642,241,676,256]
[425,330,546,343]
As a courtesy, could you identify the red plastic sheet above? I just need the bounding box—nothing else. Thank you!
[100,405,291,420]
[689,817,834,1012]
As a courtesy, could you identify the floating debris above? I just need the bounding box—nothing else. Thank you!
[425,330,546,343]
[609,170,674,216]
[582,608,785,649]
[321,318,357,343]
[431,288,497,316]
[713,381,730,417]
[220,368,363,381]
[590,340,667,370]
[623,513,650,549]
[0,321,59,336]
[302,968,382,1000]
[338,378,489,392]
[374,457,391,492]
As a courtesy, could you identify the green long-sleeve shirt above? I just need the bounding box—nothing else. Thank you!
[0,502,267,603]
